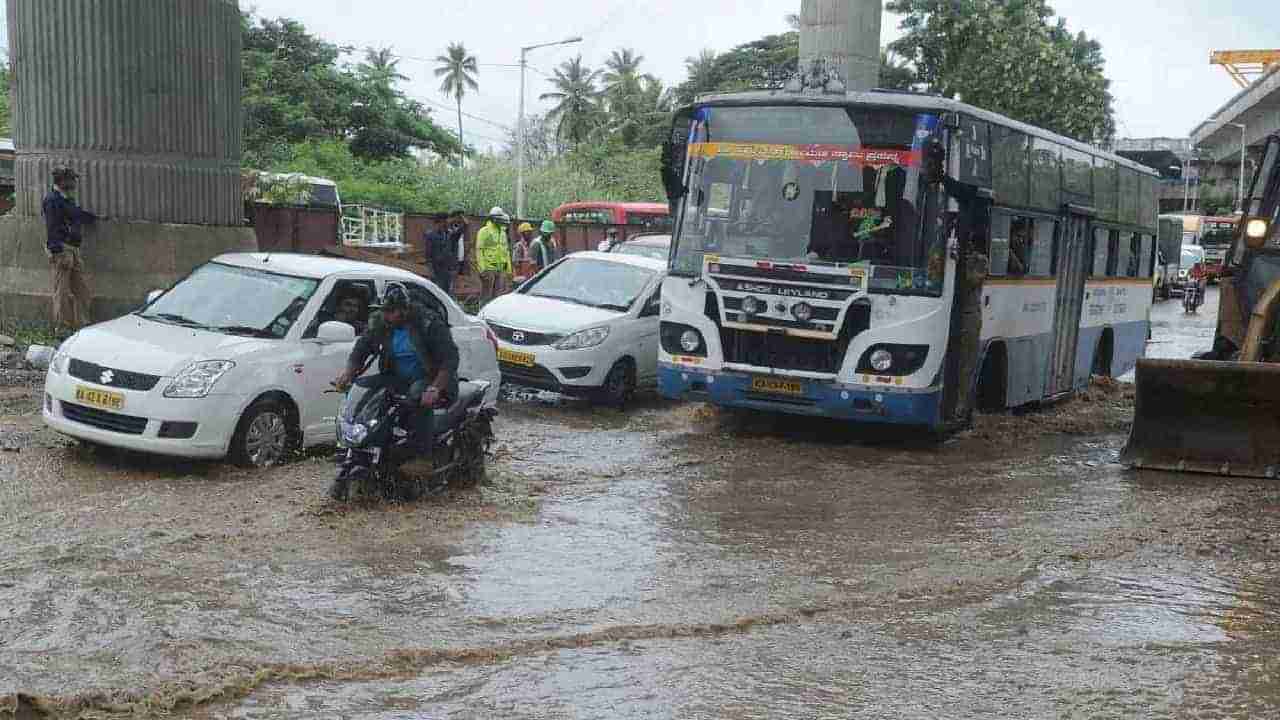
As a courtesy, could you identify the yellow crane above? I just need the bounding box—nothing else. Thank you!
[1211,50,1280,89]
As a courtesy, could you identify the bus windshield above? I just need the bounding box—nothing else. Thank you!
[671,105,942,290]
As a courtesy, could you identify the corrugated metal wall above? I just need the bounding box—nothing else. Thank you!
[7,0,243,225]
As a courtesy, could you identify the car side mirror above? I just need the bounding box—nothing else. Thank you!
[640,296,661,318]
[146,289,163,305]
[316,321,356,344]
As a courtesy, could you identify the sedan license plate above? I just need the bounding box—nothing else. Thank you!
[75,385,125,411]
[751,376,805,396]
[498,348,536,367]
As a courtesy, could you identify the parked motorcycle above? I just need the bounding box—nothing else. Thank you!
[330,375,495,502]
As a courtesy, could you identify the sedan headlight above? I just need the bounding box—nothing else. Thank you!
[554,326,611,351]
[164,360,235,398]
[48,346,71,375]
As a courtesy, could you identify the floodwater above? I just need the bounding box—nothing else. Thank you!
[4,291,1280,718]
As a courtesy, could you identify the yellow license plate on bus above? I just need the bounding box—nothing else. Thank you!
[498,348,536,367]
[75,386,125,411]
[751,377,805,396]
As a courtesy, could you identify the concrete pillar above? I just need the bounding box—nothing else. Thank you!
[0,0,256,325]
[7,0,244,225]
[799,0,882,92]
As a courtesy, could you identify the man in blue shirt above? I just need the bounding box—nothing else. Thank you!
[43,167,99,330]
[334,284,459,499]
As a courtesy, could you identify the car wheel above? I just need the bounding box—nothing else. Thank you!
[230,399,293,468]
[596,360,635,408]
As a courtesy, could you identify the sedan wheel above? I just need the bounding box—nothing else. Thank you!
[230,400,293,468]
[596,360,636,408]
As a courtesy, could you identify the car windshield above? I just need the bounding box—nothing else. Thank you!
[139,262,320,338]
[613,241,670,261]
[1182,248,1203,266]
[523,257,656,312]
[671,105,942,292]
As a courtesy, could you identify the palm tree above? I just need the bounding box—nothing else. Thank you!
[540,56,602,148]
[602,48,650,97]
[362,47,408,86]
[434,42,479,165]
[678,49,719,104]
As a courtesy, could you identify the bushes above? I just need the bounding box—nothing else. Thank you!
[264,140,665,218]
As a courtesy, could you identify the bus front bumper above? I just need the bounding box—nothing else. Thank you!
[658,365,942,426]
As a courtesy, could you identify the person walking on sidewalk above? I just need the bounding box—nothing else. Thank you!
[476,207,512,306]
[43,167,99,331]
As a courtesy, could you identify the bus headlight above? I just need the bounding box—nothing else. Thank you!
[680,330,702,353]
[870,349,894,372]
[741,296,763,316]
[858,344,930,377]
[791,302,814,322]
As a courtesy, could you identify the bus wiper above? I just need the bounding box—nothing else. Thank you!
[212,325,275,338]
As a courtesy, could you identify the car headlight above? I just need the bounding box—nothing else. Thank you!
[340,421,368,446]
[870,349,894,373]
[48,347,71,375]
[791,302,814,323]
[554,326,611,351]
[164,360,235,398]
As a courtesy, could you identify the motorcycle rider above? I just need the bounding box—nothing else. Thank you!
[331,283,459,500]
[1187,259,1207,313]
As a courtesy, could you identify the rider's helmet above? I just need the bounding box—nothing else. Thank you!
[380,282,411,313]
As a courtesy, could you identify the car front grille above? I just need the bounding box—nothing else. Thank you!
[499,362,562,391]
[68,359,161,392]
[61,403,149,435]
[487,322,565,347]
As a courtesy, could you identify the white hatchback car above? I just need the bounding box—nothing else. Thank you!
[43,253,500,467]
[479,251,666,404]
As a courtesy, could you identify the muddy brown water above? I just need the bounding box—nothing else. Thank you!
[5,295,1280,718]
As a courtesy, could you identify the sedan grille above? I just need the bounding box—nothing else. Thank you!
[487,322,565,347]
[68,359,161,392]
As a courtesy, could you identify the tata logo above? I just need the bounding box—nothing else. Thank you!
[100,370,115,385]
[511,331,526,344]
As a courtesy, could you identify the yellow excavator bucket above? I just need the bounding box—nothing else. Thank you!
[1120,358,1280,478]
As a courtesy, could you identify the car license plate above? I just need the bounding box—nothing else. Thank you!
[75,385,125,411]
[751,376,804,396]
[498,348,536,367]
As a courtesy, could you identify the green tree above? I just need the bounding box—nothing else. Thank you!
[540,56,602,148]
[434,42,479,165]
[887,0,1116,143]
[0,61,10,136]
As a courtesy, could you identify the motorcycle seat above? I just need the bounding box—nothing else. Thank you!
[433,380,489,429]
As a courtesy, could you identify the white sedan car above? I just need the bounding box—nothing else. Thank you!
[43,253,500,467]
[480,251,666,404]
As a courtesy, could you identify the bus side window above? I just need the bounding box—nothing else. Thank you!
[1091,227,1109,277]
[1106,230,1121,276]
[1031,219,1056,277]
[1007,216,1034,276]
[988,213,1011,277]
[1138,234,1154,278]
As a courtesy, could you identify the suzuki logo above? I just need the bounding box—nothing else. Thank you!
[512,331,526,344]
[100,370,115,385]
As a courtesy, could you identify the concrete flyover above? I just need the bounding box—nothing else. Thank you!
[1190,63,1280,202]
[0,0,256,326]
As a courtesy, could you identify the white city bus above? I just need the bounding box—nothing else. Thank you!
[656,91,1159,429]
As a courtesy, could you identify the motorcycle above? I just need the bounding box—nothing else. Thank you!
[330,375,495,502]
[1183,281,1204,314]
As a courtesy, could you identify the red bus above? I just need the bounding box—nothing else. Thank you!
[550,201,672,232]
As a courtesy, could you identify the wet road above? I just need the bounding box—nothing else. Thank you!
[4,292,1280,718]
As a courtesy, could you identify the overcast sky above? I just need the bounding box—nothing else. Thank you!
[4,1,1274,150]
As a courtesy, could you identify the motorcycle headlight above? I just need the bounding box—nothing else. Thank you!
[164,360,235,398]
[554,326,611,351]
[870,349,894,373]
[340,421,368,446]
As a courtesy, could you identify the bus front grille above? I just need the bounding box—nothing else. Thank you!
[719,328,845,374]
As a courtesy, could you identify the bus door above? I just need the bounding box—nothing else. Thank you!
[1046,208,1093,397]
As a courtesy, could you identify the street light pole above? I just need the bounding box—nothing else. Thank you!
[516,36,582,221]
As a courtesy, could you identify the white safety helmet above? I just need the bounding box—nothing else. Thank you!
[488,206,510,224]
